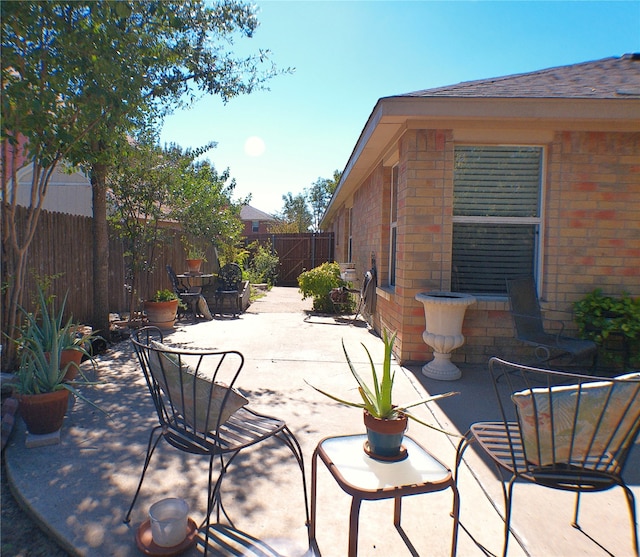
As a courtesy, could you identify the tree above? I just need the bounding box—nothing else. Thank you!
[170,151,247,258]
[107,138,182,317]
[307,169,341,231]
[107,138,244,317]
[1,0,284,368]
[273,192,313,233]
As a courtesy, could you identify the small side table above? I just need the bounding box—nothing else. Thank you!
[310,434,459,557]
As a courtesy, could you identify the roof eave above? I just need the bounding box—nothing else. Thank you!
[321,96,640,227]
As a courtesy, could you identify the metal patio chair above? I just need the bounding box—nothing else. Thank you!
[124,327,310,555]
[506,276,597,366]
[166,265,201,322]
[214,263,242,317]
[454,357,640,557]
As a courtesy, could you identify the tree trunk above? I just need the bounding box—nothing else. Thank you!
[91,163,110,337]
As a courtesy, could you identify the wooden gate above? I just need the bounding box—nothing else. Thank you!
[247,233,334,286]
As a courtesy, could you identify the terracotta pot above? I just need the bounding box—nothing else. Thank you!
[17,389,70,435]
[363,409,408,459]
[185,259,203,274]
[61,349,83,381]
[144,299,179,330]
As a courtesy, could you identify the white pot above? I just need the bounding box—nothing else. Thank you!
[415,291,476,381]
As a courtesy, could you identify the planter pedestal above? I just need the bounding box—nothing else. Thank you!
[415,291,476,381]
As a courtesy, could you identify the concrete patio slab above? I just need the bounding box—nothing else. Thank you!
[4,287,638,556]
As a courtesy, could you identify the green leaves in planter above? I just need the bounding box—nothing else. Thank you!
[307,329,459,435]
[574,289,640,343]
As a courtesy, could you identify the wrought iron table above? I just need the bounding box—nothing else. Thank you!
[310,434,459,557]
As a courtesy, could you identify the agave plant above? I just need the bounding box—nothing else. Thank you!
[308,330,458,432]
[11,286,106,415]
[18,286,99,370]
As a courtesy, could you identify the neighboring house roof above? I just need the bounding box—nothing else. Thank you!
[402,53,640,99]
[11,163,93,217]
[240,204,276,222]
[323,54,640,226]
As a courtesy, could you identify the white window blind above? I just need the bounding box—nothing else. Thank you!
[452,146,542,294]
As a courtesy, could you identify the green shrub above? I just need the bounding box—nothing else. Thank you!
[574,288,640,367]
[246,242,279,286]
[298,261,355,313]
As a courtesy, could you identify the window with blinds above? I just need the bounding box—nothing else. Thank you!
[452,146,542,294]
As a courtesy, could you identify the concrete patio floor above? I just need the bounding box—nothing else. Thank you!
[4,287,639,556]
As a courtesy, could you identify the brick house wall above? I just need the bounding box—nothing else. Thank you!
[330,128,640,365]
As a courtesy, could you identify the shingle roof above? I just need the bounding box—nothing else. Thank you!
[240,204,275,221]
[400,53,640,100]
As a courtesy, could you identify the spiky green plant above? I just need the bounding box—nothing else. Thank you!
[308,330,458,432]
[11,286,107,415]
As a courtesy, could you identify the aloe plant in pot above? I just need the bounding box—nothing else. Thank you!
[18,287,100,381]
[308,330,458,460]
[12,288,104,435]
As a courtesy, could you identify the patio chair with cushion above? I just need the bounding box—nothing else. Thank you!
[454,357,640,557]
[506,276,597,366]
[124,327,309,555]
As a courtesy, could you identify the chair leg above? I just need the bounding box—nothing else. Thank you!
[124,426,163,524]
[200,450,242,557]
[572,491,582,530]
[622,484,639,557]
[502,475,517,557]
[275,426,310,528]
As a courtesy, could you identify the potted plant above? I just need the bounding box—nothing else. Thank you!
[18,287,100,381]
[574,288,640,369]
[12,289,103,435]
[308,330,458,460]
[144,289,181,330]
[183,238,207,274]
[298,261,355,314]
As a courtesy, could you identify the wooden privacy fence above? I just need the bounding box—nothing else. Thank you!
[2,208,335,326]
[2,206,217,325]
[247,233,334,286]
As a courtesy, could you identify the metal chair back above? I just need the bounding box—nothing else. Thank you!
[124,327,310,554]
[455,357,640,556]
[506,276,597,364]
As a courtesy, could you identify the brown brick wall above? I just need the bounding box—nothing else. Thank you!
[328,128,640,366]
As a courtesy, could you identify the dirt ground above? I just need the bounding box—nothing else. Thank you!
[1,458,70,557]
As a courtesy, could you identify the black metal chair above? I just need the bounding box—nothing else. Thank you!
[166,265,202,322]
[124,327,310,555]
[506,276,597,365]
[454,357,640,557]
[215,263,242,317]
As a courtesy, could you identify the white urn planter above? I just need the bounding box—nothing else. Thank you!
[415,291,476,381]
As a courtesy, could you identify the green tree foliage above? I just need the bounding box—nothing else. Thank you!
[307,170,341,231]
[273,192,313,233]
[1,0,283,367]
[108,138,245,315]
[170,151,246,256]
[270,170,341,234]
[245,241,279,286]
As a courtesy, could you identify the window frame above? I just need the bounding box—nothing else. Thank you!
[451,144,546,296]
[389,164,399,287]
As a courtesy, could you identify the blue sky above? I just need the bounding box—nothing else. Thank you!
[160,1,640,215]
